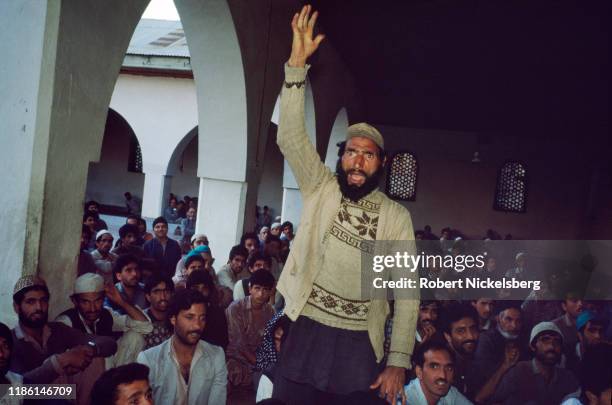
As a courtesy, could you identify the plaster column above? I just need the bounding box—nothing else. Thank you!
[141,172,172,219]
[176,0,250,264]
[196,178,247,266]
[0,0,148,321]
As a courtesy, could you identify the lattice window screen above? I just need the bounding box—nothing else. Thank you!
[386,152,418,201]
[128,135,143,173]
[494,161,527,213]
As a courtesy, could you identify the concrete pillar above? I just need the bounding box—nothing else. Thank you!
[324,108,349,170]
[0,0,148,321]
[141,172,172,219]
[176,0,249,262]
[196,178,247,265]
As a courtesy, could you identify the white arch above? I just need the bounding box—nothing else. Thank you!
[324,107,349,170]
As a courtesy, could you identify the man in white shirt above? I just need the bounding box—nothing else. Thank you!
[137,288,227,405]
[403,339,472,405]
[90,230,118,285]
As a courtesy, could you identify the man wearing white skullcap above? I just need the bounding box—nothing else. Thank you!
[56,273,153,367]
[90,230,119,285]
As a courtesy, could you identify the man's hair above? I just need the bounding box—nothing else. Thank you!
[144,272,174,295]
[249,269,275,289]
[126,214,139,223]
[336,140,386,160]
[119,224,139,239]
[0,322,13,350]
[496,302,522,317]
[265,234,281,245]
[579,343,612,397]
[280,221,293,231]
[137,217,147,229]
[240,232,259,247]
[112,254,139,275]
[13,285,50,306]
[229,245,249,261]
[419,300,440,309]
[185,255,205,269]
[85,200,100,210]
[186,270,215,292]
[441,303,479,336]
[83,212,99,222]
[247,251,271,269]
[90,363,150,405]
[152,216,167,227]
[413,339,455,369]
[167,288,207,319]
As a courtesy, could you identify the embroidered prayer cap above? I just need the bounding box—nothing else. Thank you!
[191,233,209,245]
[13,274,47,296]
[346,123,384,150]
[530,321,563,346]
[74,273,105,295]
[96,229,113,241]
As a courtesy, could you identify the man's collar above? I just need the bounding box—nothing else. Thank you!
[531,358,559,383]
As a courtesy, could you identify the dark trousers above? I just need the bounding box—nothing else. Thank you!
[272,316,383,403]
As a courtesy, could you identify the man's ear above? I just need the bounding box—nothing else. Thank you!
[170,315,177,328]
[415,365,423,379]
[13,302,19,315]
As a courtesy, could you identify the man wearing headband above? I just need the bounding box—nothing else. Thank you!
[272,5,418,404]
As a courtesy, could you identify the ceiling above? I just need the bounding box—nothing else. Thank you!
[310,0,609,141]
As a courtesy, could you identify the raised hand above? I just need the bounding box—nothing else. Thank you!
[288,5,325,68]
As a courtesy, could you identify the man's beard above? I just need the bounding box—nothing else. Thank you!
[19,311,48,329]
[335,159,383,202]
[536,349,560,366]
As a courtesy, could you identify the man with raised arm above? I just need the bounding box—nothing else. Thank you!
[272,5,418,404]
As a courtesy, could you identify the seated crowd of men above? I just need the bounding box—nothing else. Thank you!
[0,217,610,405]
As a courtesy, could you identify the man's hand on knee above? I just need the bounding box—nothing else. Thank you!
[369,366,407,405]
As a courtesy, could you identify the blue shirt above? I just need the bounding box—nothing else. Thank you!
[105,282,149,315]
[402,378,473,405]
[143,237,182,279]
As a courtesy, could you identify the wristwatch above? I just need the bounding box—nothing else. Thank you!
[87,340,98,356]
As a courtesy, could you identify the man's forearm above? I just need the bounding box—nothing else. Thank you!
[277,64,332,196]
[475,363,511,403]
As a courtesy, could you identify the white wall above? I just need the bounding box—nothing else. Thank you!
[169,135,199,200]
[0,1,49,322]
[85,111,145,206]
[256,126,283,220]
[110,74,198,174]
[379,126,589,239]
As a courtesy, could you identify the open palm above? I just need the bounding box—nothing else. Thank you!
[288,5,325,68]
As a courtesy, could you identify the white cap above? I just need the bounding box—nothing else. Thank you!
[515,252,526,261]
[271,222,282,230]
[530,321,563,345]
[74,273,105,295]
[96,230,112,241]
